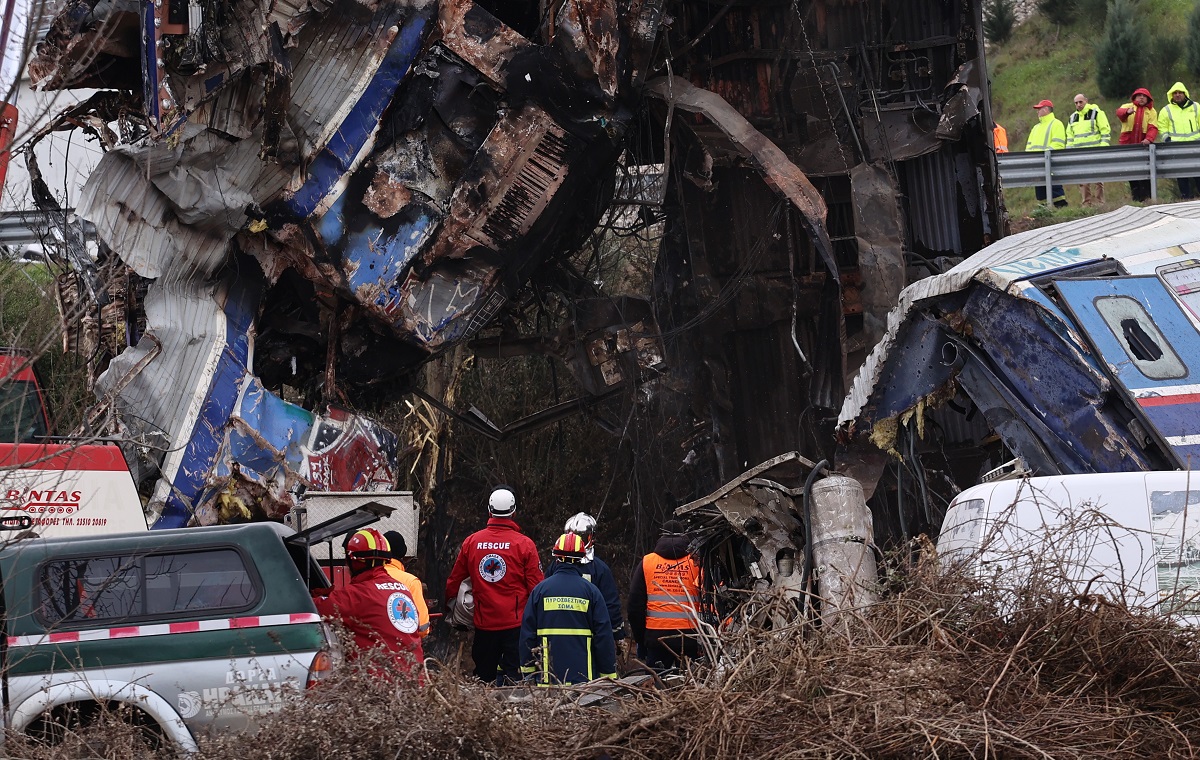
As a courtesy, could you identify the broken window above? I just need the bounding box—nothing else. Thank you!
[1095,296,1187,380]
[1157,260,1200,323]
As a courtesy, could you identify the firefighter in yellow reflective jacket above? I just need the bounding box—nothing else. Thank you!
[1066,94,1111,206]
[1157,82,1200,199]
[518,533,617,686]
[1025,99,1068,207]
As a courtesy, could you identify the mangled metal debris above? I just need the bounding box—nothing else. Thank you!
[839,203,1200,542]
[25,0,668,526]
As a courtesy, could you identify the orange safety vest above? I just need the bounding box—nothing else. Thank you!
[642,552,701,630]
[993,123,1009,153]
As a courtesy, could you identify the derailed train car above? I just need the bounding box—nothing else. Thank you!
[18,0,1002,542]
[839,202,1200,542]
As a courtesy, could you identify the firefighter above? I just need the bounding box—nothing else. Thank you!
[548,512,626,654]
[444,486,544,684]
[312,528,424,677]
[627,519,705,671]
[519,533,617,686]
[382,530,430,637]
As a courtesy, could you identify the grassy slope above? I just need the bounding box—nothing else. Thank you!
[989,0,1194,224]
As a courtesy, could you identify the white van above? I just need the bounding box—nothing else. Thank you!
[937,471,1200,618]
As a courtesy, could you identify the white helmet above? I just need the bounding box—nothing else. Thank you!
[488,486,517,517]
[563,512,596,538]
[563,512,597,562]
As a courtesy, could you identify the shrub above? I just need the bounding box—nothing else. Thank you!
[984,0,1017,44]
[1096,0,1148,100]
[1038,0,1079,26]
[1188,3,1200,79]
[1152,34,1184,80]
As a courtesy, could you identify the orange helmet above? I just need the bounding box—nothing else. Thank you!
[552,532,587,562]
[345,528,391,563]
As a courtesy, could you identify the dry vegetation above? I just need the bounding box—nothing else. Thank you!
[9,552,1200,759]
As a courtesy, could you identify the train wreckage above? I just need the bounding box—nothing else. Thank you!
[27,0,1153,610]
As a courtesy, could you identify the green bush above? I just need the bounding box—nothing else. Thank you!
[984,0,1017,44]
[1188,3,1200,79]
[1152,34,1184,79]
[1038,0,1079,25]
[1096,0,1148,100]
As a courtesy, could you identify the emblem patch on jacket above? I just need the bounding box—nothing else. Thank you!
[387,592,420,634]
[479,553,507,582]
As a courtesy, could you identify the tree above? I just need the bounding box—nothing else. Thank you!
[1096,0,1147,100]
[1038,0,1079,26]
[1187,2,1200,80]
[984,0,1017,45]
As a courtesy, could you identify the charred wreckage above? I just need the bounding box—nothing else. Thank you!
[19,0,1020,612]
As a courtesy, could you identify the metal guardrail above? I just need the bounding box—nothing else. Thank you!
[997,143,1200,201]
[0,210,59,248]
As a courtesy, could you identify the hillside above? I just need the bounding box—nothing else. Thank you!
[989,0,1195,221]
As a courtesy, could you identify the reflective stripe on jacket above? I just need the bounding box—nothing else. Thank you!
[1066,104,1111,148]
[1025,113,1067,151]
[642,552,701,630]
[518,563,616,686]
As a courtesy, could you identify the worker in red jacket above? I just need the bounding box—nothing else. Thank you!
[312,528,424,678]
[444,486,544,684]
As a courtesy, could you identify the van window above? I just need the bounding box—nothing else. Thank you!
[39,549,260,626]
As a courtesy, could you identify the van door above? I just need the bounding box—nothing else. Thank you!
[1055,276,1200,467]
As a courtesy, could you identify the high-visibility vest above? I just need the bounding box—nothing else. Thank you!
[1025,113,1066,152]
[1158,101,1200,142]
[1066,104,1111,148]
[642,552,701,630]
[993,123,1008,153]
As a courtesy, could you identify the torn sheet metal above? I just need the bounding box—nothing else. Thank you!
[31,0,667,527]
[677,452,818,604]
[838,203,1200,499]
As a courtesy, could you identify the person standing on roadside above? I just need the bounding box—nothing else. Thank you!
[1116,88,1159,202]
[1025,99,1068,208]
[1157,82,1200,200]
[1066,93,1111,206]
[444,486,543,684]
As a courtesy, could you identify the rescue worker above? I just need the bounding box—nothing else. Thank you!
[444,485,543,684]
[312,528,424,677]
[1116,87,1159,202]
[1066,93,1111,206]
[627,518,705,671]
[1025,99,1068,207]
[992,122,1009,153]
[519,533,617,686]
[546,512,625,654]
[382,530,430,637]
[1157,82,1200,199]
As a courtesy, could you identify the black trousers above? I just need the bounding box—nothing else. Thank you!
[472,627,521,685]
[645,628,704,670]
[1130,179,1153,202]
[1177,177,1200,200]
[1035,184,1067,207]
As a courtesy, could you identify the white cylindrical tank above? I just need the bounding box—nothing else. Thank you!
[809,474,878,624]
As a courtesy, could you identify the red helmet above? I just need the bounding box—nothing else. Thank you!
[345,528,391,563]
[552,532,588,562]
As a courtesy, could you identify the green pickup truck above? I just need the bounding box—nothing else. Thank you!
[0,521,342,750]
